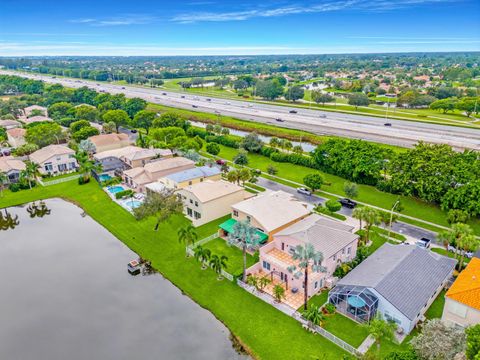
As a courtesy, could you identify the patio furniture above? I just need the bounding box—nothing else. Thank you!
[291,287,298,294]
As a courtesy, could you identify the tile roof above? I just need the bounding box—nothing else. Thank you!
[6,128,26,138]
[23,115,52,124]
[181,179,244,203]
[446,258,480,311]
[89,133,130,147]
[29,145,74,164]
[123,157,195,185]
[0,156,26,173]
[337,243,456,320]
[164,165,221,183]
[232,190,310,233]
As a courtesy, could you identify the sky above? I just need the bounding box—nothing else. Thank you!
[0,0,479,56]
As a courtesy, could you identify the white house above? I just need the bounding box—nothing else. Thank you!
[29,144,78,175]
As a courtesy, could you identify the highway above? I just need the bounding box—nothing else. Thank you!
[3,70,480,150]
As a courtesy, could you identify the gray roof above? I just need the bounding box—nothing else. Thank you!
[275,214,358,259]
[164,166,221,183]
[337,243,456,320]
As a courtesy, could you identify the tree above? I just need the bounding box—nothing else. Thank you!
[74,105,98,122]
[352,206,368,230]
[348,93,370,109]
[267,165,278,176]
[430,98,457,113]
[125,97,147,118]
[269,137,280,148]
[233,79,248,91]
[21,160,40,189]
[325,199,341,212]
[70,119,90,134]
[363,207,382,243]
[152,111,188,129]
[344,181,359,199]
[363,314,396,352]
[228,219,262,282]
[178,224,198,249]
[209,254,228,280]
[233,149,249,166]
[72,126,99,143]
[102,109,130,131]
[132,110,156,133]
[47,101,73,120]
[25,122,64,147]
[241,132,263,152]
[287,243,326,310]
[311,91,333,105]
[447,209,470,225]
[193,245,211,269]
[285,86,305,102]
[303,173,324,192]
[133,190,184,230]
[410,319,466,360]
[102,121,117,134]
[272,284,286,302]
[206,142,220,156]
[440,223,478,270]
[78,139,96,154]
[292,145,303,154]
[255,79,284,100]
[74,150,101,183]
[456,98,478,117]
[466,324,480,360]
[303,305,325,328]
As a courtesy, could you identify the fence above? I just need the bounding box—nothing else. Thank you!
[39,174,80,187]
[186,233,234,282]
[237,280,362,357]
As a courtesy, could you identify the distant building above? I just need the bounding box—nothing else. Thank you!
[29,144,77,175]
[22,115,53,125]
[158,165,222,190]
[88,133,132,153]
[0,156,26,183]
[6,128,26,148]
[23,105,47,118]
[442,258,480,327]
[0,119,22,130]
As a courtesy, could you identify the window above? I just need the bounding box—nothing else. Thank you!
[333,254,336,261]
[246,215,251,222]
[347,247,351,255]
[314,281,318,289]
[187,208,193,217]
[342,248,345,255]
[233,210,238,217]
[195,201,198,207]
[194,211,201,220]
[58,163,67,172]
[44,163,53,171]
[190,199,193,204]
[262,261,270,271]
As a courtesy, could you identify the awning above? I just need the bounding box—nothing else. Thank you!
[219,218,268,244]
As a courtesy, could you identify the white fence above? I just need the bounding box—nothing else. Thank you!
[39,174,80,186]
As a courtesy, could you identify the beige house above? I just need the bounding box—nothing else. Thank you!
[23,105,47,117]
[29,144,77,175]
[88,133,132,153]
[178,180,249,227]
[225,190,311,241]
[94,146,172,172]
[158,165,222,190]
[0,119,22,130]
[123,157,195,192]
[6,128,26,147]
[22,115,53,125]
[0,156,26,184]
[442,258,480,327]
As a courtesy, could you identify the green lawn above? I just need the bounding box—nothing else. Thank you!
[210,143,480,235]
[0,182,348,360]
[303,290,330,310]
[322,313,370,348]
[202,237,256,277]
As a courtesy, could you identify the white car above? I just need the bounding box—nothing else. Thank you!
[297,187,312,196]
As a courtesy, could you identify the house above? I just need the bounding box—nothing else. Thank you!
[329,243,456,335]
[123,157,195,192]
[6,128,26,147]
[93,146,172,174]
[246,214,359,301]
[442,258,480,327]
[88,133,132,153]
[29,144,78,175]
[221,190,311,241]
[22,115,53,125]
[177,180,249,227]
[23,105,47,118]
[158,165,222,190]
[0,119,22,130]
[0,156,26,183]
[89,122,103,133]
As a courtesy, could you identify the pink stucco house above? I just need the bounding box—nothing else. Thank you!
[246,214,359,307]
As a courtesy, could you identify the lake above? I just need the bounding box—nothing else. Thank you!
[0,199,247,360]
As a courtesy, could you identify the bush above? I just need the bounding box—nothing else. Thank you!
[78,176,90,185]
[8,183,20,192]
[12,143,39,156]
[324,303,336,314]
[205,142,220,156]
[325,199,341,212]
[115,189,134,199]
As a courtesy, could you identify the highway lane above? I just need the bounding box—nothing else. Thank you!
[3,70,480,150]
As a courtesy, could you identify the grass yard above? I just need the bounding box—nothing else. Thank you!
[322,313,370,348]
[202,237,256,277]
[303,290,330,310]
[0,182,348,360]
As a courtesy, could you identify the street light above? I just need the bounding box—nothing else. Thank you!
[387,200,400,240]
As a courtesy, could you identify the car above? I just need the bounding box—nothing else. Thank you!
[162,92,167,95]
[121,86,125,89]
[275,118,285,122]
[130,129,137,133]
[319,114,327,118]
[416,237,431,248]
[192,105,198,108]
[206,98,211,101]
[248,104,253,108]
[216,159,226,165]
[338,198,357,208]
[297,187,312,196]
[447,245,474,258]
[384,123,392,127]
[289,110,298,114]
[181,95,185,98]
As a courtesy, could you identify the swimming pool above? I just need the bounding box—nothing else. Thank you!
[99,174,112,182]
[107,185,125,194]
[123,200,142,209]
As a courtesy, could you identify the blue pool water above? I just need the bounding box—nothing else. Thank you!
[107,186,124,194]
[124,200,142,209]
[99,174,112,182]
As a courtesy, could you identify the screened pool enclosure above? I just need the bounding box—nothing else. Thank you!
[328,285,379,323]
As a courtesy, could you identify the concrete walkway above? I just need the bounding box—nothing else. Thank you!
[357,335,376,355]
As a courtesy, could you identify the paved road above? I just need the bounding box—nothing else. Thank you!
[3,70,480,150]
[256,177,438,243]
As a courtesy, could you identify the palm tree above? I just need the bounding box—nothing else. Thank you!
[0,171,7,197]
[287,243,326,311]
[193,245,211,269]
[247,274,259,290]
[273,284,286,303]
[226,169,241,185]
[444,223,477,269]
[178,224,198,247]
[209,254,228,280]
[228,219,262,282]
[75,150,102,182]
[352,207,367,230]
[21,161,40,189]
[437,229,452,252]
[258,276,271,292]
[363,314,396,352]
[364,207,382,244]
[269,137,279,149]
[303,305,325,329]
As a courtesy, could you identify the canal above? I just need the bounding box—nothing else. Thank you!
[0,199,247,360]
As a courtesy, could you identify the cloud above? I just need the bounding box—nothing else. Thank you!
[69,15,155,26]
[171,0,457,23]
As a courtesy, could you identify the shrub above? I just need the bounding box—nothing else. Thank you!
[325,199,342,212]
[115,189,134,199]
[78,176,90,185]
[8,183,20,192]
[206,142,221,156]
[324,303,336,314]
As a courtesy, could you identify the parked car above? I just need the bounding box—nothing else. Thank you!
[192,105,198,108]
[121,86,126,89]
[338,198,357,208]
[447,244,474,258]
[206,98,211,101]
[319,114,327,118]
[416,237,431,248]
[289,110,298,114]
[384,123,392,127]
[162,92,167,95]
[181,95,185,98]
[216,159,226,165]
[275,118,285,122]
[297,187,312,196]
